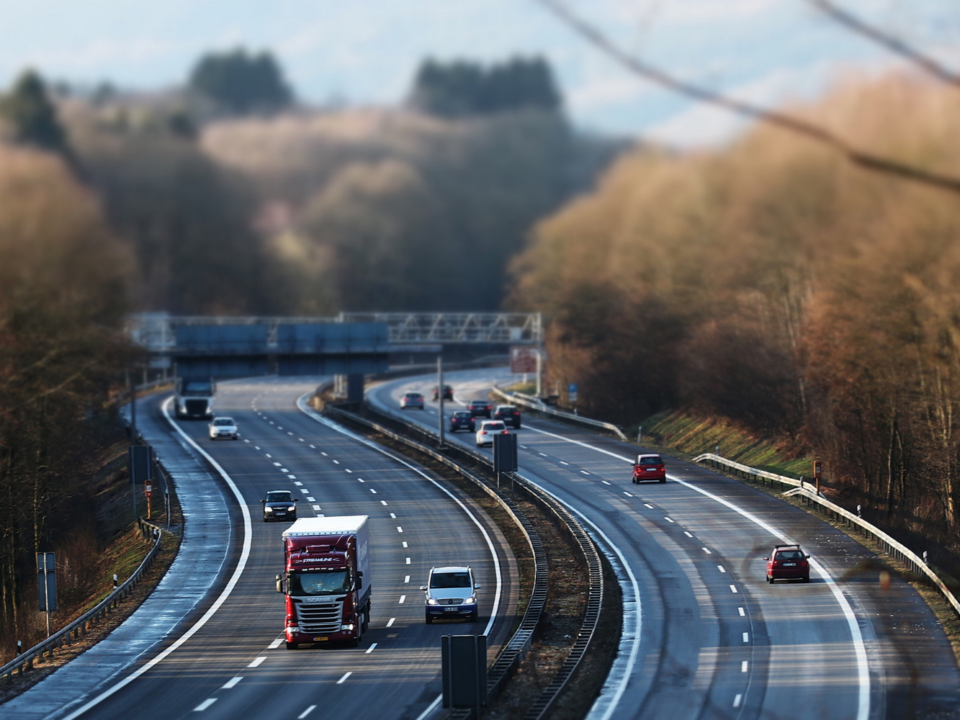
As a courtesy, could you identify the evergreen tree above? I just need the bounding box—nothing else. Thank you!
[0,70,68,155]
[189,48,293,114]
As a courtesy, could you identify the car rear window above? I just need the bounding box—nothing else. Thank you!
[639,456,662,465]
[484,422,505,430]
[777,550,803,560]
[454,411,471,418]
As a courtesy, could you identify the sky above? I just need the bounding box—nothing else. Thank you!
[2,0,958,147]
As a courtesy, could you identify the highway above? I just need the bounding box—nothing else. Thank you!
[29,378,517,720]
[369,368,960,720]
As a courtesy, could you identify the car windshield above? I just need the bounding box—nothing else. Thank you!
[289,570,351,595]
[430,571,471,589]
[639,456,662,465]
[777,550,803,561]
[214,419,234,426]
[266,492,292,503]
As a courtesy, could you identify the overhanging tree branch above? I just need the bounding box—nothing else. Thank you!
[806,0,960,89]
[535,0,960,194]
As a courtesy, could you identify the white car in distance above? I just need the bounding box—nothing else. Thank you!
[208,417,239,440]
[475,420,508,447]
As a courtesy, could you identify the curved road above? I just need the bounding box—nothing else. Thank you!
[370,368,960,720]
[10,377,517,720]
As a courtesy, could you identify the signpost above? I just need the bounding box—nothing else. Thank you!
[37,552,56,637]
[568,383,579,406]
[145,480,153,520]
[493,433,518,490]
[814,460,823,495]
[128,445,153,523]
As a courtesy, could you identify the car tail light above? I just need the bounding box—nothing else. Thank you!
[480,431,487,435]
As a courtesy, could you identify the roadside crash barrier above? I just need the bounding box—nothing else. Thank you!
[491,387,628,441]
[0,520,164,682]
[695,453,960,619]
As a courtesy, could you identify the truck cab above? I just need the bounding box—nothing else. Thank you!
[174,377,216,420]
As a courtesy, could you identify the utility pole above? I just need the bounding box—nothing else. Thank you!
[437,355,445,448]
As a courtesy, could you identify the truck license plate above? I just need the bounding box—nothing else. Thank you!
[315,636,329,641]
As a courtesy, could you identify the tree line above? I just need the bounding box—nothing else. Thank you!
[509,74,960,567]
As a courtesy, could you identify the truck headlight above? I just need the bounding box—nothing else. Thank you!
[426,598,439,605]
[287,626,300,633]
[341,623,354,631]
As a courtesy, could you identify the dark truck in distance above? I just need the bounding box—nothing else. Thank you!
[277,516,371,648]
[174,377,215,419]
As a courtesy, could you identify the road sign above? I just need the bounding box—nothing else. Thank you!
[145,481,153,497]
[510,346,537,374]
[568,383,578,404]
[128,445,153,483]
[37,552,57,613]
[494,433,518,473]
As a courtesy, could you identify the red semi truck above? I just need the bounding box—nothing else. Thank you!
[277,516,371,649]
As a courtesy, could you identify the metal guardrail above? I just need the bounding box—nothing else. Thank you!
[492,388,628,441]
[326,401,603,717]
[694,453,960,618]
[0,519,164,682]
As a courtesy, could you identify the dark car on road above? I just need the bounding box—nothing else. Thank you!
[262,490,298,522]
[493,405,521,429]
[468,399,493,418]
[433,385,454,401]
[449,410,476,433]
[632,454,666,483]
[765,544,811,583]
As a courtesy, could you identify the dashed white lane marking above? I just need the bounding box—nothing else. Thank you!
[370,489,377,494]
[718,565,727,573]
[306,496,316,502]
[730,585,739,593]
[288,432,294,436]
[358,478,365,483]
[404,575,410,583]
[321,452,328,457]
[738,607,745,616]
[222,677,243,689]
[265,454,272,458]
[248,656,266,668]
[299,706,316,719]
[559,461,569,466]
[269,638,283,649]
[273,462,281,467]
[703,548,712,554]
[538,452,548,457]
[387,618,396,628]
[664,517,675,523]
[390,513,396,519]
[309,445,316,449]
[299,438,305,442]
[684,531,693,538]
[280,468,289,473]
[288,474,297,479]
[734,694,742,708]
[624,491,633,497]
[602,480,611,486]
[381,500,388,506]
[345,469,352,473]
[365,643,378,654]
[194,699,217,711]
[336,672,352,684]
[520,445,528,449]
[743,632,749,643]
[254,446,261,451]
[399,595,406,604]
[644,503,654,509]
[293,481,303,486]
[402,541,408,548]
[580,470,591,475]
[333,460,340,465]
[312,505,321,511]
[243,439,250,443]
[406,558,411,565]
[741,661,748,673]
[397,526,403,533]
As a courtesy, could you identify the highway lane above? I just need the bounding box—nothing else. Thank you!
[68,378,517,720]
[370,369,960,720]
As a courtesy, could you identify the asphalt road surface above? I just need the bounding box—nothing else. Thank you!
[370,368,960,720]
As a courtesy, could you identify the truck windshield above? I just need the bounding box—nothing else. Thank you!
[289,570,351,595]
[183,381,213,394]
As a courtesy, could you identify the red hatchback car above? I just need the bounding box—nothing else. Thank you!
[632,454,666,483]
[765,544,811,583]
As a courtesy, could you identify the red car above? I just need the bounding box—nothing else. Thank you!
[765,544,810,583]
[632,454,666,483]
